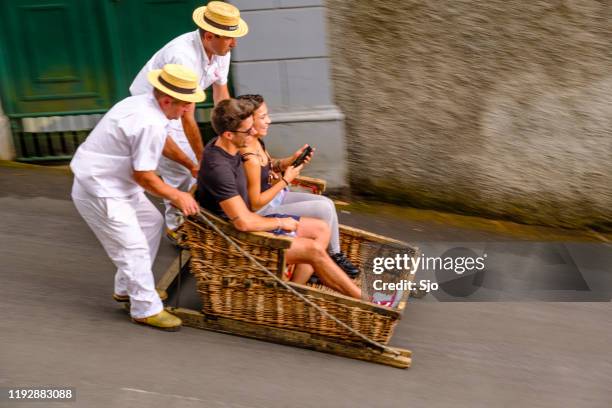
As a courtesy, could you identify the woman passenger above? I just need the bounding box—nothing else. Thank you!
[237,94,358,278]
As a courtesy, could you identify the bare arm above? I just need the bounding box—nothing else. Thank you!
[162,136,199,178]
[219,195,297,232]
[133,170,199,216]
[212,83,230,106]
[243,157,285,211]
[243,157,302,211]
[180,103,204,163]
[273,145,314,172]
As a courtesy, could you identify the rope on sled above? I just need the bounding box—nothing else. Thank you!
[184,211,400,356]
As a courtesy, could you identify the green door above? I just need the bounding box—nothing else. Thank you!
[0,0,210,116]
[108,0,204,100]
[0,0,115,115]
[0,0,216,161]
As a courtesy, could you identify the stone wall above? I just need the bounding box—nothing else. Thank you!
[327,0,612,230]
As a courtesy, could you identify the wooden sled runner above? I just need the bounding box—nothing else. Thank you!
[156,178,417,369]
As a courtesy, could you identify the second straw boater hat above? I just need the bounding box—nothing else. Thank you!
[147,64,206,103]
[192,1,248,38]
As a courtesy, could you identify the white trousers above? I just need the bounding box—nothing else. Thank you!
[72,183,164,318]
[158,126,196,230]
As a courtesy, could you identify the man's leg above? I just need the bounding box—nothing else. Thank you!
[295,216,331,249]
[275,194,358,278]
[285,237,361,299]
[135,192,165,262]
[109,193,166,301]
[276,192,341,254]
[157,129,197,231]
[72,194,164,319]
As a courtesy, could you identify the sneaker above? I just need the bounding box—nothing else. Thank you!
[308,275,321,285]
[132,310,182,331]
[166,227,180,246]
[410,287,428,299]
[369,291,401,308]
[330,252,360,278]
[166,226,189,249]
[113,289,168,303]
[371,299,394,307]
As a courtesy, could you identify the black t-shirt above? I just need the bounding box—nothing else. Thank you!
[196,137,250,218]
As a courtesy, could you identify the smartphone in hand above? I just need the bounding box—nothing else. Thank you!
[291,145,313,167]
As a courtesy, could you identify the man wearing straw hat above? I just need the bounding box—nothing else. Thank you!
[130,1,248,240]
[71,64,205,331]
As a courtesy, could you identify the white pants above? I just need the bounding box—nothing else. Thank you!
[158,125,196,230]
[72,182,164,318]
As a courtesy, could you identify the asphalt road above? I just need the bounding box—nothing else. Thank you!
[1,165,610,408]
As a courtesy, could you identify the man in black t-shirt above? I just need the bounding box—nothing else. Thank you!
[196,99,361,299]
[197,135,250,218]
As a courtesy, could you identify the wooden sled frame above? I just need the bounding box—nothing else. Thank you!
[156,251,413,369]
[156,176,413,368]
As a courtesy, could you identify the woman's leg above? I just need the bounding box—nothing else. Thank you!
[291,264,314,284]
[263,192,341,253]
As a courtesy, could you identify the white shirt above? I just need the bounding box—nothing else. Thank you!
[70,94,169,198]
[129,30,230,97]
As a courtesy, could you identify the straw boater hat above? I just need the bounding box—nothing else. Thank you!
[147,64,206,103]
[192,1,248,38]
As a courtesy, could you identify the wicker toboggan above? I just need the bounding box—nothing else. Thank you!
[182,205,417,346]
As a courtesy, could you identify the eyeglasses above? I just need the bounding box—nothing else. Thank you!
[231,126,255,135]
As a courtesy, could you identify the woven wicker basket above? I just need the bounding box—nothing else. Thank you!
[183,209,416,345]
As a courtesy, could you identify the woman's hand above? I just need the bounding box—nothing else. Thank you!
[302,145,315,165]
[283,163,303,184]
[290,145,315,166]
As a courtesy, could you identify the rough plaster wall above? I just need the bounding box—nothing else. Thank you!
[327,0,612,230]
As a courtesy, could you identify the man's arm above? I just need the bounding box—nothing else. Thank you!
[180,103,204,163]
[133,170,199,215]
[212,83,230,106]
[162,136,199,178]
[219,196,297,233]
